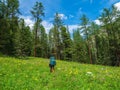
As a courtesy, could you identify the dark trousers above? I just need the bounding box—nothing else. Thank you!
[49,64,55,72]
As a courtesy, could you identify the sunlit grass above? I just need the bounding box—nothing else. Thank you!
[0,57,120,90]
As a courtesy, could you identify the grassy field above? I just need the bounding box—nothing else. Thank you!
[0,57,120,90]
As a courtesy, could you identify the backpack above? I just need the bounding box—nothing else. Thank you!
[50,56,56,65]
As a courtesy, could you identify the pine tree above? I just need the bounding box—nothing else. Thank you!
[80,14,92,64]
[36,25,48,58]
[99,6,120,66]
[15,19,32,58]
[72,29,88,63]
[52,12,63,59]
[31,1,44,57]
[0,0,20,55]
[60,26,72,61]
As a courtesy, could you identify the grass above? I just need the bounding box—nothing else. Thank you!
[0,57,120,90]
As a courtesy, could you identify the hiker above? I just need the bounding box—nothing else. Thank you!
[49,54,56,72]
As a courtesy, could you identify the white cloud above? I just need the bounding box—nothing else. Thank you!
[19,15,80,35]
[58,13,68,20]
[41,20,53,33]
[42,21,79,34]
[114,2,120,11]
[68,25,79,33]
[19,16,53,33]
[78,8,82,14]
[94,19,102,25]
[19,16,34,29]
[69,15,74,18]
[24,18,34,29]
[94,2,120,26]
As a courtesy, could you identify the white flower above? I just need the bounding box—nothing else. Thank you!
[101,68,104,70]
[86,72,93,76]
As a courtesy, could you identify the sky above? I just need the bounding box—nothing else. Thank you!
[19,0,120,33]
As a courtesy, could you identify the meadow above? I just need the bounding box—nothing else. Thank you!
[0,57,120,90]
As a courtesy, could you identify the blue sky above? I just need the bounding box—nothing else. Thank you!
[19,0,120,32]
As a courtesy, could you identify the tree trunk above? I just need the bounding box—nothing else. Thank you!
[34,22,38,57]
[87,41,92,64]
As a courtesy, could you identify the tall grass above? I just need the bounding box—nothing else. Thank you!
[0,57,120,90]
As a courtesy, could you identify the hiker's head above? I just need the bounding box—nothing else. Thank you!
[50,54,54,57]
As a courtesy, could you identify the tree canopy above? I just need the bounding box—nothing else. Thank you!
[0,0,120,66]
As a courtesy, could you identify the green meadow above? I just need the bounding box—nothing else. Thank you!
[0,57,120,90]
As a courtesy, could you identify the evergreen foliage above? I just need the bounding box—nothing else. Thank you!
[0,1,120,66]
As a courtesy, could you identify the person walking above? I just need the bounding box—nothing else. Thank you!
[49,54,56,72]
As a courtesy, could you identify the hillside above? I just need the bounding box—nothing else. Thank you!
[0,57,120,90]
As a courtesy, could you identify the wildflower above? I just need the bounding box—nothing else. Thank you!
[101,68,104,70]
[57,68,61,70]
[87,72,92,74]
[86,72,93,76]
[74,69,78,75]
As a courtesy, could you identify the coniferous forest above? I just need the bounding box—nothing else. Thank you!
[0,0,120,66]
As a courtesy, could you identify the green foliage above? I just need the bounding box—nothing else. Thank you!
[60,26,72,61]
[72,29,88,63]
[0,1,120,66]
[53,12,63,27]
[31,1,44,57]
[49,12,64,59]
[0,0,20,55]
[35,25,48,58]
[0,57,120,90]
[31,2,44,20]
[14,19,32,58]
[98,6,120,66]
[80,14,92,64]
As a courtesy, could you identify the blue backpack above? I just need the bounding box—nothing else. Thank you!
[50,56,56,65]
